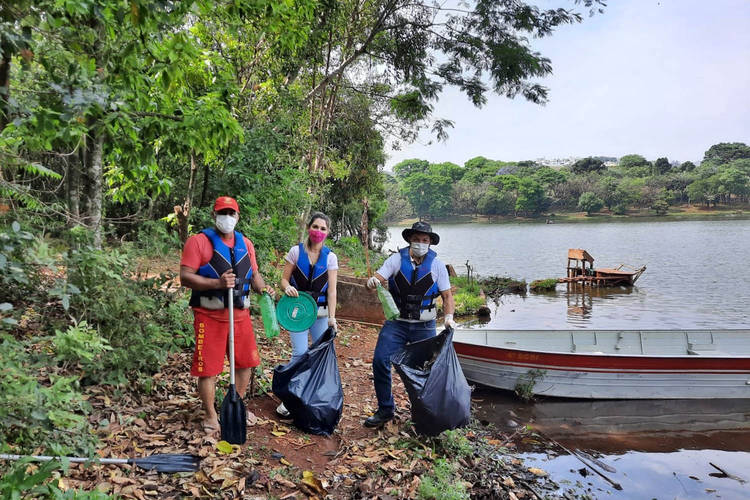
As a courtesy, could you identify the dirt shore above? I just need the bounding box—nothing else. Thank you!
[51,316,571,499]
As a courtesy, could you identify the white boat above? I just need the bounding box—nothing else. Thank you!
[452,329,750,399]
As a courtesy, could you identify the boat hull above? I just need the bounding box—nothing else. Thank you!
[453,329,750,399]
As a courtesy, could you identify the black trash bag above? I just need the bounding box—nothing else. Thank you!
[272,327,343,435]
[391,327,471,436]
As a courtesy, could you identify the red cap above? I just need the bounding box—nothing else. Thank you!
[213,196,239,213]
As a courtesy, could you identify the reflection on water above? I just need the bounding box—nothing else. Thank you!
[521,450,750,500]
[474,389,750,453]
[563,284,636,324]
[474,388,750,499]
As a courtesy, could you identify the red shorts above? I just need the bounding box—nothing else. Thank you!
[191,310,260,377]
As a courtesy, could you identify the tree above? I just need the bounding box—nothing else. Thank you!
[653,157,672,175]
[477,186,514,216]
[515,178,547,216]
[463,156,502,184]
[400,171,453,219]
[382,173,412,222]
[3,1,251,246]
[571,157,605,174]
[393,159,430,180]
[651,199,669,215]
[453,179,486,215]
[679,161,696,172]
[717,164,750,203]
[298,0,605,173]
[578,192,604,215]
[619,154,650,170]
[702,142,750,164]
[429,162,464,182]
[687,177,719,207]
[596,176,621,210]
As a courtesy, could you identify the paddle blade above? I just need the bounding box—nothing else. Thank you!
[130,453,201,473]
[220,384,247,444]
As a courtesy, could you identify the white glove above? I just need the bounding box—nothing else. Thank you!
[328,317,337,331]
[444,314,457,329]
[366,276,381,289]
[284,285,298,297]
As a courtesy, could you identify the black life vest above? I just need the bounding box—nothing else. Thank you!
[388,247,440,320]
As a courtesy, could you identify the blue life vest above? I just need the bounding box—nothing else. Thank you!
[290,243,331,307]
[188,228,253,309]
[388,247,440,320]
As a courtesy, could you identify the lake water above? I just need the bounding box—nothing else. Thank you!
[385,219,750,329]
[385,219,750,499]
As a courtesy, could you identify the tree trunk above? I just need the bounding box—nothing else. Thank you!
[176,152,198,245]
[85,133,104,248]
[0,53,10,131]
[67,154,81,225]
[199,159,210,208]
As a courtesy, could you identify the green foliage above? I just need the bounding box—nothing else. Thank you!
[651,199,670,215]
[134,219,181,257]
[0,221,35,286]
[52,321,111,368]
[529,279,558,291]
[618,154,650,170]
[61,231,191,386]
[578,192,604,215]
[702,142,750,164]
[0,334,96,455]
[479,276,527,296]
[390,144,750,220]
[514,369,546,401]
[329,236,385,278]
[515,178,548,215]
[653,157,672,175]
[393,159,431,180]
[418,458,469,500]
[679,161,696,172]
[433,429,473,458]
[477,186,514,216]
[401,171,453,219]
[450,275,479,295]
[571,157,605,174]
[453,292,486,316]
[0,457,115,500]
[0,458,60,500]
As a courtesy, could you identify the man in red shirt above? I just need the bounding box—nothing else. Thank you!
[180,196,274,434]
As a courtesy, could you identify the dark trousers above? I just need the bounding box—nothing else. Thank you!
[372,319,436,414]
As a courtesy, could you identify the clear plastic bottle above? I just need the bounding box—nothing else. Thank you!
[259,292,280,338]
[376,283,400,320]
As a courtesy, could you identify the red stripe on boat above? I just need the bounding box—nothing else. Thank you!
[453,342,750,372]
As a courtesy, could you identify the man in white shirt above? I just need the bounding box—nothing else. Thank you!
[364,221,456,427]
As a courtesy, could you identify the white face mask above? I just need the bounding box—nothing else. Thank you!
[215,214,238,234]
[410,242,429,257]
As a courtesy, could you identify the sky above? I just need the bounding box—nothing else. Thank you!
[384,0,750,168]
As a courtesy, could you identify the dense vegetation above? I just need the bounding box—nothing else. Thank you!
[385,142,750,220]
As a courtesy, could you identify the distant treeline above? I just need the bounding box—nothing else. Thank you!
[384,142,750,220]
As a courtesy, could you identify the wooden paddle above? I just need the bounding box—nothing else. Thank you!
[220,287,247,444]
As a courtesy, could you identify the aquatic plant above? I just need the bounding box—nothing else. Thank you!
[530,278,558,292]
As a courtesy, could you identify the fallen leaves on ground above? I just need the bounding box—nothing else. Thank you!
[24,317,560,499]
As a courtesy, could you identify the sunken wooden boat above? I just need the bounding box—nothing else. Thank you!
[559,249,646,286]
[453,328,750,399]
